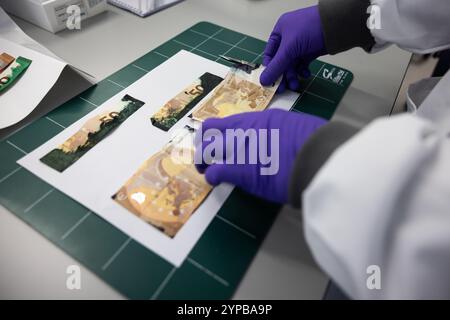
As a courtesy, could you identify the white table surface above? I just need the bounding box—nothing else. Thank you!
[0,0,411,299]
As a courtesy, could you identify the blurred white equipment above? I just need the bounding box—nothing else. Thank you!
[108,0,184,17]
[0,0,107,33]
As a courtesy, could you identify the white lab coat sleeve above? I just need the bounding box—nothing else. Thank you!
[302,114,450,299]
[370,0,450,53]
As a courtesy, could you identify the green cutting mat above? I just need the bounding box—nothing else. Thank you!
[0,22,353,299]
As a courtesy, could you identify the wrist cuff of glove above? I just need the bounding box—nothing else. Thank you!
[288,121,360,208]
[318,0,376,54]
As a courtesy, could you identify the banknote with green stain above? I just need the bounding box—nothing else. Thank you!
[151,72,223,131]
[40,95,145,172]
[0,56,32,93]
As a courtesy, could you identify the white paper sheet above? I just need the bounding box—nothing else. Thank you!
[0,38,67,128]
[18,50,297,266]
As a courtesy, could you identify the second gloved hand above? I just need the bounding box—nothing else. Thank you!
[260,5,327,93]
[194,109,327,204]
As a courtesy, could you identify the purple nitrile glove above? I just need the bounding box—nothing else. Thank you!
[260,5,327,93]
[194,109,327,204]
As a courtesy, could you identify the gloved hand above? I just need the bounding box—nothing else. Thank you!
[260,5,327,93]
[194,109,327,204]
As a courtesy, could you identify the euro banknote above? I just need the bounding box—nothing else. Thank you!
[112,126,212,238]
[0,56,32,93]
[0,52,14,73]
[191,65,281,122]
[40,95,145,172]
[151,72,223,131]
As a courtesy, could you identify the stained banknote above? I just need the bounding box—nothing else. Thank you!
[191,65,281,122]
[0,56,32,93]
[151,72,223,131]
[40,95,145,172]
[112,126,212,238]
[0,52,14,73]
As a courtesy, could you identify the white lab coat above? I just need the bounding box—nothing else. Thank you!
[371,0,450,54]
[303,0,450,299]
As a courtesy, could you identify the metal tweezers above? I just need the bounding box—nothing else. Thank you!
[219,55,259,73]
